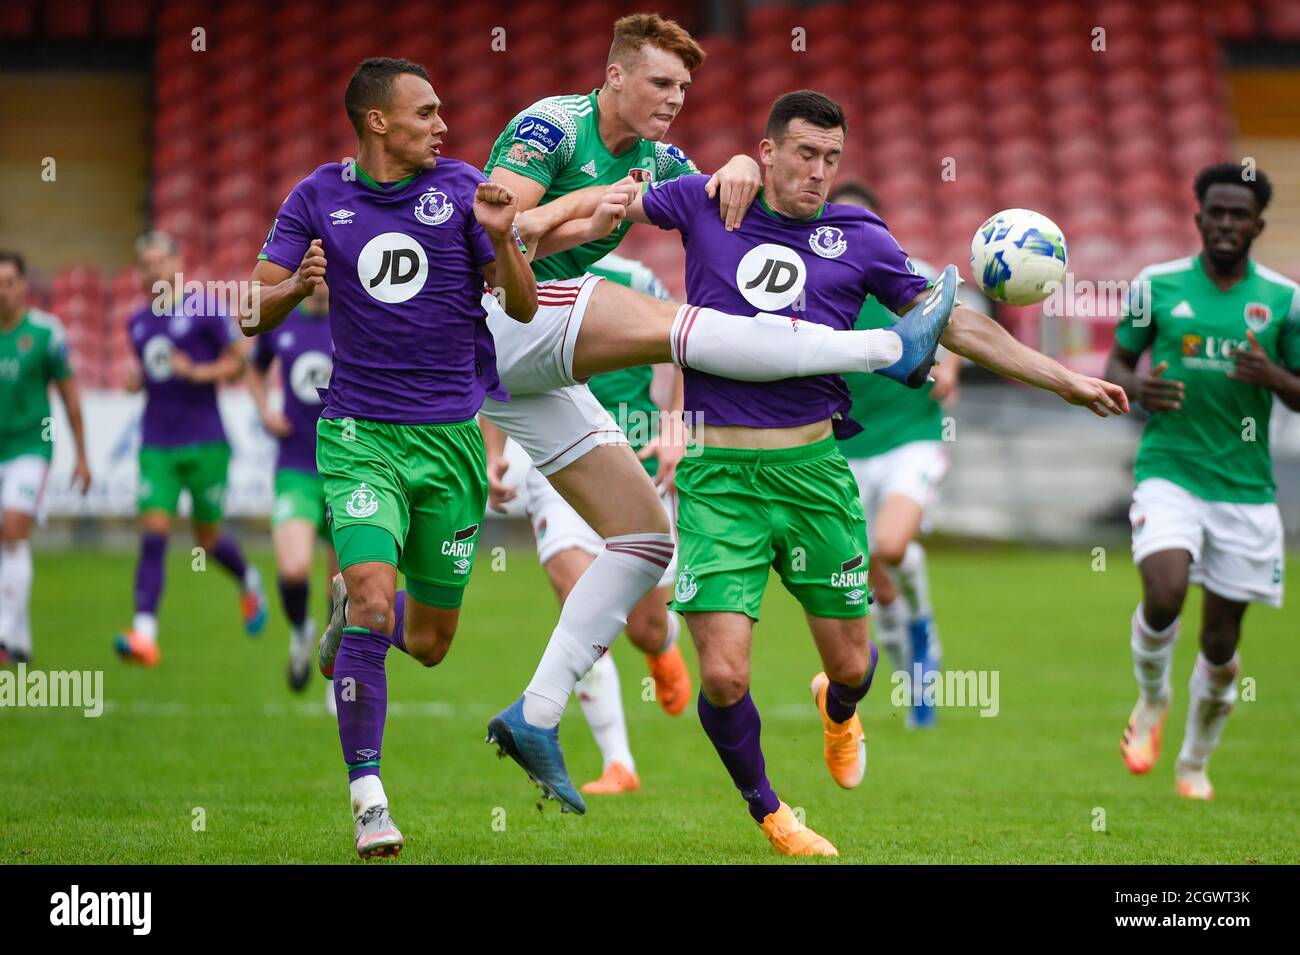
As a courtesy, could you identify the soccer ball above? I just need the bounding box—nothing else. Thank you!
[969,209,1068,306]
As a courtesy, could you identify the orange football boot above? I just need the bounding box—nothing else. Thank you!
[114,630,161,667]
[809,672,867,789]
[646,644,691,716]
[1121,696,1168,775]
[1175,760,1214,800]
[758,802,838,857]
[580,761,641,795]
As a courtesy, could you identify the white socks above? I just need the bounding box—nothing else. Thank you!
[523,532,674,728]
[670,306,903,379]
[1131,604,1179,703]
[1178,653,1239,769]
[133,612,159,642]
[575,652,635,772]
[896,542,933,617]
[349,774,387,819]
[872,594,908,675]
[654,609,681,656]
[0,540,33,655]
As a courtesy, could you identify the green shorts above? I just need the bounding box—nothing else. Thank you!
[316,416,487,609]
[669,436,870,621]
[273,467,328,536]
[138,441,230,523]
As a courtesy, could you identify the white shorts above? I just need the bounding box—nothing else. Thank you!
[0,455,49,518]
[847,440,949,526]
[484,273,604,396]
[481,274,626,474]
[1130,477,1285,608]
[523,464,678,588]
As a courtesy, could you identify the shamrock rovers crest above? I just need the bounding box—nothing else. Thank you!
[675,567,698,603]
[345,483,379,518]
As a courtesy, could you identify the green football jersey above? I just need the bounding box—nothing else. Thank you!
[484,90,697,281]
[585,253,671,474]
[0,308,72,462]
[1114,255,1300,503]
[838,269,944,460]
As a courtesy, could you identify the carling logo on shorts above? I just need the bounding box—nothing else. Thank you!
[831,553,867,591]
[345,483,379,518]
[442,524,478,569]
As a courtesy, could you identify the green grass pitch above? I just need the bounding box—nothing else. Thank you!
[2,544,1297,864]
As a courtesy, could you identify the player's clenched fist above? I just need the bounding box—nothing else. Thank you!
[474,181,518,236]
[295,239,326,296]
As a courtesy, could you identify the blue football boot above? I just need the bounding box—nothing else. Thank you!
[907,615,941,729]
[877,264,959,389]
[487,696,586,814]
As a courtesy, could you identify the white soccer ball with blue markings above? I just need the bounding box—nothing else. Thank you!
[969,209,1068,306]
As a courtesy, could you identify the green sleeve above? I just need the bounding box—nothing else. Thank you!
[1280,287,1300,369]
[484,101,577,191]
[46,316,73,380]
[654,141,699,183]
[1113,269,1155,354]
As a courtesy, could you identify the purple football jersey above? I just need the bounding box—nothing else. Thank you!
[252,307,333,474]
[258,159,504,425]
[641,175,929,436]
[128,293,235,448]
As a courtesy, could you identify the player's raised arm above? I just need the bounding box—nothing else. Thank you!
[242,241,325,337]
[476,182,537,323]
[938,303,1130,417]
[531,179,640,260]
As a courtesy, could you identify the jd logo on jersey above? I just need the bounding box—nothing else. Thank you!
[357,232,428,304]
[289,351,332,405]
[736,243,807,312]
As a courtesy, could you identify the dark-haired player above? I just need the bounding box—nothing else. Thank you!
[481,13,954,814]
[243,57,537,858]
[0,250,91,664]
[1107,163,1300,799]
[615,90,1128,855]
[115,232,267,666]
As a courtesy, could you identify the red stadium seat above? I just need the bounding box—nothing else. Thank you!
[43,0,93,38]
[0,0,35,37]
[1206,0,1259,39]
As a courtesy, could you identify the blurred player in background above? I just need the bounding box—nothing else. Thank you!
[0,250,91,665]
[480,14,953,813]
[1108,164,1300,800]
[246,281,338,700]
[114,232,267,666]
[485,252,691,796]
[830,181,963,728]
[245,58,537,858]
[618,90,1128,855]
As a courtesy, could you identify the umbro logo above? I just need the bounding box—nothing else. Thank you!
[580,159,597,177]
[330,209,356,225]
[1171,301,1195,318]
